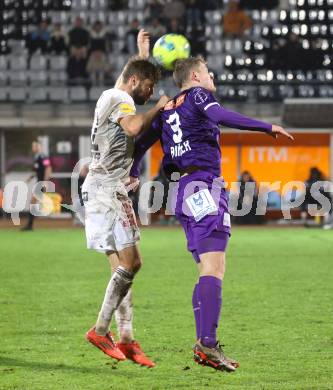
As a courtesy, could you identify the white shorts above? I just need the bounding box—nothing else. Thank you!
[82,175,140,253]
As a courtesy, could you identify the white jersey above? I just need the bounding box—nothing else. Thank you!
[89,88,136,183]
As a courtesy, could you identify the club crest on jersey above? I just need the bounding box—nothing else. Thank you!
[194,90,208,105]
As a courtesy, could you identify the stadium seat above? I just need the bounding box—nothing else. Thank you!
[112,39,125,52]
[112,54,130,71]
[298,85,316,97]
[8,70,27,85]
[127,11,144,22]
[28,87,48,102]
[0,71,8,85]
[128,0,145,9]
[117,11,127,24]
[71,0,89,10]
[8,87,26,101]
[108,11,126,25]
[49,55,67,70]
[49,86,69,101]
[49,70,67,84]
[49,11,69,24]
[8,55,27,70]
[90,0,107,9]
[267,9,279,25]
[205,10,222,24]
[206,40,223,54]
[205,25,222,38]
[28,70,48,85]
[69,86,87,101]
[8,39,27,54]
[258,85,276,101]
[89,11,107,24]
[115,26,126,39]
[318,85,333,97]
[0,56,8,70]
[0,87,8,101]
[206,55,225,72]
[278,85,295,98]
[223,39,243,55]
[30,55,48,70]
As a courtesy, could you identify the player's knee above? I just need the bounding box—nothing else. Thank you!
[119,256,142,274]
[132,256,142,273]
[200,262,225,280]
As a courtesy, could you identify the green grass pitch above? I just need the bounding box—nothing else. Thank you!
[0,227,332,390]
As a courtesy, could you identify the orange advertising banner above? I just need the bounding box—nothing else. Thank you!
[240,145,330,188]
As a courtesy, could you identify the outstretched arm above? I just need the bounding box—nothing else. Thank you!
[204,103,294,140]
[206,103,272,132]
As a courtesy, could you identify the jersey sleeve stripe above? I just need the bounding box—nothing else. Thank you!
[204,102,220,111]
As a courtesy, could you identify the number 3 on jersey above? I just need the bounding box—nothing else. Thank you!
[166,112,183,144]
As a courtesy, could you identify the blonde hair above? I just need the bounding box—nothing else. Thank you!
[173,56,206,88]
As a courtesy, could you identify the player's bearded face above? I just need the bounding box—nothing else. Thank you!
[132,78,154,105]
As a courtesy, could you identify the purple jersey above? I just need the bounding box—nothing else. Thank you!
[160,87,222,177]
[130,87,272,178]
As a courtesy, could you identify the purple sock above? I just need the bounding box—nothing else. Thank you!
[192,283,200,340]
[197,276,222,348]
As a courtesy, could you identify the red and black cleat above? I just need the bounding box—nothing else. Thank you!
[193,342,238,372]
[116,341,155,368]
[86,327,126,361]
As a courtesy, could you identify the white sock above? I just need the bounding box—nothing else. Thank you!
[115,288,134,342]
[95,266,134,336]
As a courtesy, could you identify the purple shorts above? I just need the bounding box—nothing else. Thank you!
[175,171,231,263]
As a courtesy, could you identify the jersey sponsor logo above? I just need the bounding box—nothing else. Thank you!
[175,94,185,107]
[163,94,186,111]
[164,100,174,110]
[194,90,208,105]
[119,103,135,114]
[185,189,218,222]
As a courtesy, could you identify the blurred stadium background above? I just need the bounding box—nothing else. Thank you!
[0,0,333,225]
[1,2,333,389]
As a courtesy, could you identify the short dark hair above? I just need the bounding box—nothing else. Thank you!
[122,58,160,84]
[173,56,206,88]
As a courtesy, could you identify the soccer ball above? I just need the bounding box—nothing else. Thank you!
[152,34,191,71]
